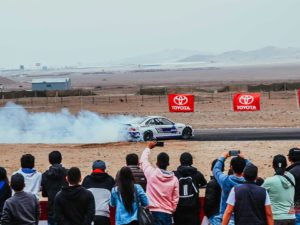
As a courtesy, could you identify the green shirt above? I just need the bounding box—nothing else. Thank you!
[262,172,295,220]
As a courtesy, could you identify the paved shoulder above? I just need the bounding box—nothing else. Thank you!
[192,128,300,141]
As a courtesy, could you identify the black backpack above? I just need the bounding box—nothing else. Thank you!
[178,176,198,207]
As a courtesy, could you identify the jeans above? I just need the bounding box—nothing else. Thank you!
[151,211,172,225]
[296,211,300,225]
[213,214,234,225]
[208,214,221,225]
[47,215,58,225]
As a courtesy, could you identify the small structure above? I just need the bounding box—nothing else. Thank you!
[32,78,71,91]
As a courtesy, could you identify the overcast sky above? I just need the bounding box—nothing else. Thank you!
[0,0,299,68]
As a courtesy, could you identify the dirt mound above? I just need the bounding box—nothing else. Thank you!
[0,76,17,85]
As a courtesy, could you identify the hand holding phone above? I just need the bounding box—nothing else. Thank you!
[229,150,240,156]
[155,141,164,147]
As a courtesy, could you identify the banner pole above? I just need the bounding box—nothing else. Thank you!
[296,89,299,110]
[230,92,233,111]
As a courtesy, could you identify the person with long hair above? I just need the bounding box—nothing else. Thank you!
[263,154,296,225]
[0,167,11,221]
[110,166,148,225]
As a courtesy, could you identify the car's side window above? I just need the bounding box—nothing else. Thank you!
[158,118,173,125]
[154,119,163,125]
[146,119,156,126]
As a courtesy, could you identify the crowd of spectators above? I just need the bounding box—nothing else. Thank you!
[0,142,300,225]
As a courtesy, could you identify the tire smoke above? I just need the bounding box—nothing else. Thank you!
[0,102,135,143]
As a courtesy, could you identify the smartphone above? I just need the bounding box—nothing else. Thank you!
[155,142,164,147]
[229,150,240,156]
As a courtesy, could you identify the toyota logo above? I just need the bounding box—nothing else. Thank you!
[174,95,188,105]
[239,95,254,105]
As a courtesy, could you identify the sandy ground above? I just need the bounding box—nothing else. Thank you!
[1,63,300,199]
[2,91,300,129]
[1,63,300,129]
[2,62,300,90]
[1,140,299,186]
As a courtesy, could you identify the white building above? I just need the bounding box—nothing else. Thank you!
[32,78,71,91]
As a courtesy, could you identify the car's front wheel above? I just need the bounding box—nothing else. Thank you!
[143,131,153,141]
[182,127,192,140]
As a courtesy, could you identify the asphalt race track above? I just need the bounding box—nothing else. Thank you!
[192,128,300,141]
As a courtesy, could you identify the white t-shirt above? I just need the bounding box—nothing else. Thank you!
[227,187,271,206]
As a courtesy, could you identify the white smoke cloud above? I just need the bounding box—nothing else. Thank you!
[0,102,136,143]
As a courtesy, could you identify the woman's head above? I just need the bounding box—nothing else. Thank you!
[118,166,135,184]
[117,167,135,213]
[0,167,8,182]
[273,154,287,175]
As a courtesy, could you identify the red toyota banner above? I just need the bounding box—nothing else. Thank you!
[233,93,260,111]
[298,90,300,109]
[169,94,194,112]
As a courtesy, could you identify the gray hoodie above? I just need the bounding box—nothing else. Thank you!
[1,191,40,225]
[12,168,42,200]
[263,172,295,220]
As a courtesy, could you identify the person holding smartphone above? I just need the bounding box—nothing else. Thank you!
[140,141,179,225]
[212,150,251,225]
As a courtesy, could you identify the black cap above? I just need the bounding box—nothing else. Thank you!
[287,148,300,157]
[273,154,287,175]
[92,160,106,171]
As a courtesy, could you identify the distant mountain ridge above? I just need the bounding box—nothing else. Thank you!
[179,46,300,63]
[118,49,203,65]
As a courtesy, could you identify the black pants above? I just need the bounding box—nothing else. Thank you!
[173,208,200,225]
[94,215,111,225]
[274,219,296,225]
[122,220,138,225]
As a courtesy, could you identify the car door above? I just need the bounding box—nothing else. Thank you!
[155,118,178,137]
[144,119,160,138]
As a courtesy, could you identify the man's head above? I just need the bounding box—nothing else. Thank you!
[211,159,224,172]
[243,164,258,182]
[180,152,193,166]
[67,167,81,185]
[92,160,106,172]
[273,154,287,175]
[288,148,300,163]
[49,151,62,165]
[230,156,246,175]
[126,153,139,166]
[21,154,35,169]
[156,152,169,170]
[11,173,25,192]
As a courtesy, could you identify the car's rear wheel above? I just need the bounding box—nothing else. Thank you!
[182,127,192,140]
[143,131,153,141]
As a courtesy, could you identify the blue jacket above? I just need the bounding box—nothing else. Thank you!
[110,184,149,225]
[213,157,250,216]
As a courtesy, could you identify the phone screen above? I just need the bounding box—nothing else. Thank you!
[229,150,240,156]
[155,142,164,147]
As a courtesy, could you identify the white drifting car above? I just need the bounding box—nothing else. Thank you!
[123,116,194,141]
